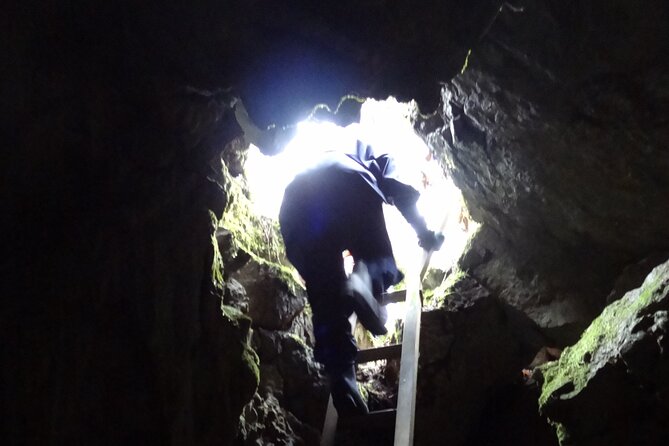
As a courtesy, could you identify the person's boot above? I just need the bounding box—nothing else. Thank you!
[329,363,369,416]
[345,261,387,336]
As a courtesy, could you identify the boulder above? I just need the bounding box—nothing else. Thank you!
[246,328,329,441]
[415,277,556,445]
[539,258,669,445]
[232,260,307,331]
[237,392,319,446]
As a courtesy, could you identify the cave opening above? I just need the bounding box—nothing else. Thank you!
[224,96,487,442]
[241,97,479,328]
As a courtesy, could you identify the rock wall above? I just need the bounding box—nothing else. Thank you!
[3,4,258,444]
[217,164,329,445]
[419,0,669,341]
[416,277,556,446]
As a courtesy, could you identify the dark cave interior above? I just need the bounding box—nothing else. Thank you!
[3,1,669,445]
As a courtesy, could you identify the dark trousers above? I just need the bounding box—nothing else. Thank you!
[279,167,401,371]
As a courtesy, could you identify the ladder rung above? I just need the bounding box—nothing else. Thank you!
[356,343,402,363]
[381,289,406,305]
[338,408,397,429]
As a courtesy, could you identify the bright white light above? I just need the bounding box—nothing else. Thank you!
[243,98,479,330]
[244,120,356,218]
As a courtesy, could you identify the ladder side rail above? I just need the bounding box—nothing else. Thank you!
[324,209,450,445]
[320,396,338,446]
[392,261,423,446]
[394,207,451,445]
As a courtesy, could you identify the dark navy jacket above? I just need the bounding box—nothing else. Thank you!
[308,140,427,235]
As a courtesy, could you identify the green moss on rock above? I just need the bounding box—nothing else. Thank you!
[423,266,469,309]
[219,163,304,293]
[242,347,261,385]
[210,211,225,290]
[222,304,260,386]
[539,260,669,409]
[554,422,570,445]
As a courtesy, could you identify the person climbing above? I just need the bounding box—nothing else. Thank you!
[273,97,445,415]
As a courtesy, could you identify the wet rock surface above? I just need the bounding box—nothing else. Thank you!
[539,258,669,445]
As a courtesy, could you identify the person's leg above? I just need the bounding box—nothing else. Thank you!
[297,247,369,415]
[298,249,354,368]
[288,170,402,339]
[280,170,368,414]
[345,179,404,298]
[345,259,388,335]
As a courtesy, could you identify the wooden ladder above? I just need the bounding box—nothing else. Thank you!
[320,248,434,446]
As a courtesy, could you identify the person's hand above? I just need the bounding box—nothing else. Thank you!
[418,230,445,252]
